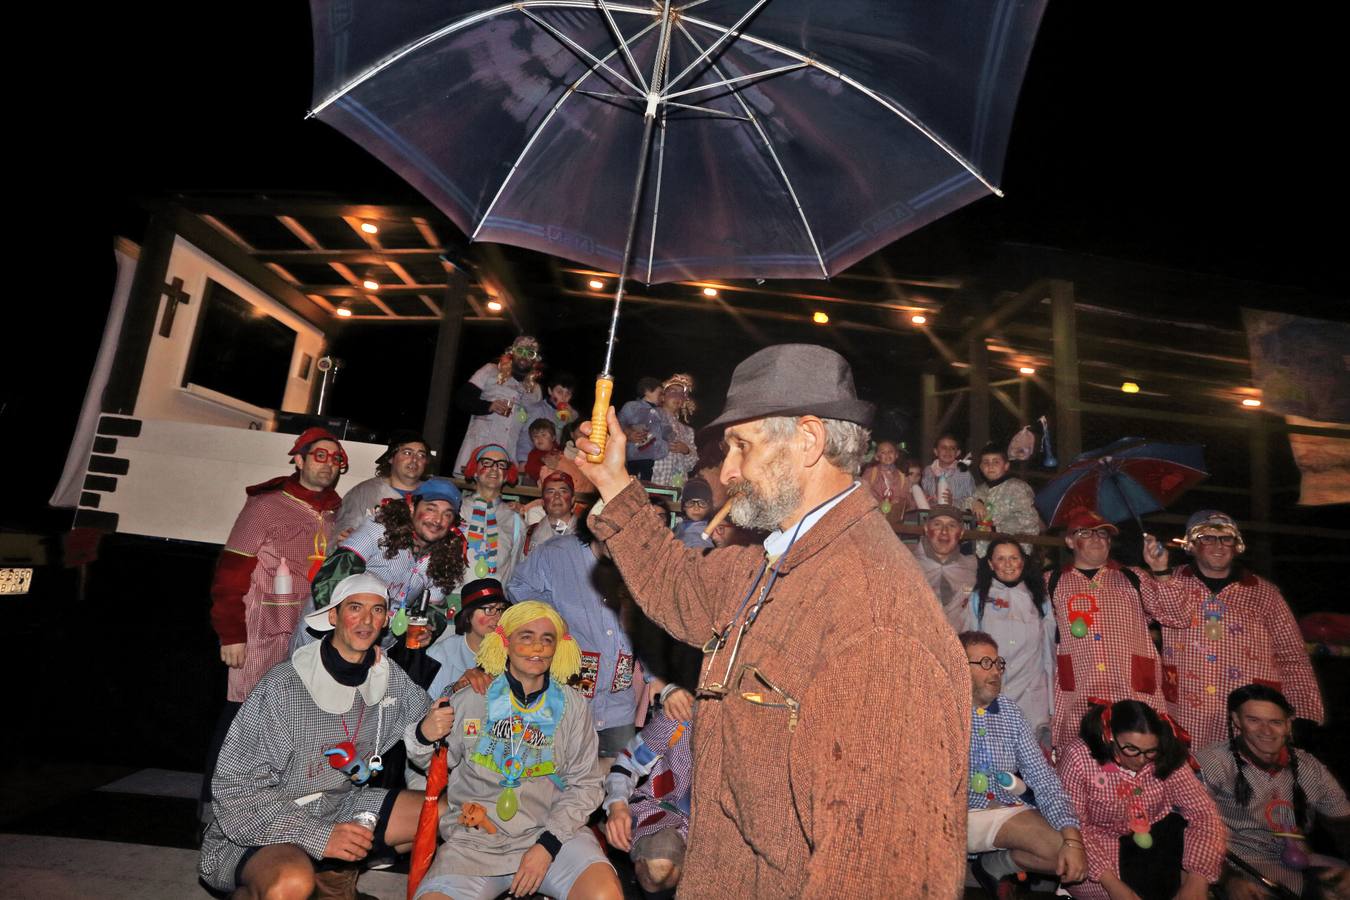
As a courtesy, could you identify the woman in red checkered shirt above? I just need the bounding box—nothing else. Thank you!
[1057,700,1227,900]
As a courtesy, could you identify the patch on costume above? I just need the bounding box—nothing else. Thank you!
[575,651,600,698]
[651,769,676,798]
[462,718,481,738]
[611,652,634,693]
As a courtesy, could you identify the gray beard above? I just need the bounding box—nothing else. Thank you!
[728,446,801,531]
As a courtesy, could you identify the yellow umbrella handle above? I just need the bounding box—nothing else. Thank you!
[585,376,615,463]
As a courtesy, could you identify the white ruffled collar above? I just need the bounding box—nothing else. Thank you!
[291,640,390,714]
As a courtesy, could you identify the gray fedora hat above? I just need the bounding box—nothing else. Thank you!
[703,344,875,433]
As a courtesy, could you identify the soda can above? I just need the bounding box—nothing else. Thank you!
[353,811,379,832]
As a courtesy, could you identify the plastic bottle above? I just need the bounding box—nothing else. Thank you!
[937,472,951,505]
[996,771,1027,796]
[272,557,293,595]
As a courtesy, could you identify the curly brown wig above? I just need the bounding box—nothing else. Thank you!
[372,498,466,593]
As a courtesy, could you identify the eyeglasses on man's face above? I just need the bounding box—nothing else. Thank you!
[475,603,509,617]
[396,447,429,460]
[307,448,348,466]
[968,656,1007,671]
[1072,528,1113,541]
[477,458,511,471]
[511,346,539,360]
[1113,739,1159,760]
[1195,534,1236,547]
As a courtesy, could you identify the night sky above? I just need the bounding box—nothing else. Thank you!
[12,1,1347,531]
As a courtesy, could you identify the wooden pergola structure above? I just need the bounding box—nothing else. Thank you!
[110,195,535,456]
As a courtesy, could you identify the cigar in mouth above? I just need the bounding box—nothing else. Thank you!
[700,497,735,541]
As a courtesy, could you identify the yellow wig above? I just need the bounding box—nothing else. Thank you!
[476,599,581,682]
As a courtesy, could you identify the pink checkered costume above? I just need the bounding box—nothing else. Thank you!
[1155,565,1324,748]
[1057,740,1226,899]
[1047,562,1185,750]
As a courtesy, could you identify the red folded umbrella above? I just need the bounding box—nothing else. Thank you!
[408,743,447,900]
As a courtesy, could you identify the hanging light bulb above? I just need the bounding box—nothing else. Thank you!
[362,278,380,291]
[1121,382,1141,394]
[336,300,354,318]
[911,313,928,325]
[812,311,829,324]
[360,222,379,234]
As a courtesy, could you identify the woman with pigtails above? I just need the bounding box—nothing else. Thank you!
[407,600,622,900]
[1057,699,1226,900]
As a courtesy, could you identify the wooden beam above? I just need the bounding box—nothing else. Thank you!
[1249,415,1274,572]
[299,283,450,297]
[174,197,446,221]
[934,393,965,441]
[991,386,1022,420]
[1006,323,1249,367]
[969,330,990,450]
[1074,402,1350,439]
[164,208,330,329]
[1051,280,1082,465]
[253,248,449,265]
[956,278,1049,346]
[103,213,177,415]
[920,373,938,458]
[422,265,469,457]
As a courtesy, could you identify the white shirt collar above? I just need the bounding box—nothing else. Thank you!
[763,482,860,559]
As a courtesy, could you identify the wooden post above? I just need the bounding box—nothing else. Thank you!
[920,372,938,462]
[1249,414,1274,573]
[969,334,990,451]
[1050,279,1081,466]
[422,263,469,459]
[103,214,177,415]
[1018,376,1030,426]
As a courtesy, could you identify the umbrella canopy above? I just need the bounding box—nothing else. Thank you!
[1035,438,1209,529]
[307,0,1048,283]
[408,742,449,900]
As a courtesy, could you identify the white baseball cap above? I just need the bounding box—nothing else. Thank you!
[304,572,389,632]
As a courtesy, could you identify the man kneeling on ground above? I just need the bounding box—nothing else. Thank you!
[410,600,622,900]
[199,573,456,899]
[961,630,1088,896]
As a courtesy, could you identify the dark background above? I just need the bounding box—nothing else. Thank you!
[5,2,1347,773]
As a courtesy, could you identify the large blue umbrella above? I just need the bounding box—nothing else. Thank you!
[1035,438,1209,530]
[307,0,1048,452]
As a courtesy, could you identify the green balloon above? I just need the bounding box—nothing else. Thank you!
[971,772,989,793]
[1133,831,1153,849]
[390,608,408,636]
[880,500,892,515]
[1071,619,1089,639]
[474,558,490,579]
[496,786,519,821]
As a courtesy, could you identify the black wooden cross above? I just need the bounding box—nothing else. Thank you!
[158,277,191,337]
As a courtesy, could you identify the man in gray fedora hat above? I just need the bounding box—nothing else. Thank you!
[575,344,970,899]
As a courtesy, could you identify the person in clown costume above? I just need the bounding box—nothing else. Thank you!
[1057,699,1226,900]
[453,335,544,476]
[459,444,526,594]
[409,600,621,900]
[1151,510,1325,749]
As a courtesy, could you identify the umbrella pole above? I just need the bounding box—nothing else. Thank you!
[586,2,673,464]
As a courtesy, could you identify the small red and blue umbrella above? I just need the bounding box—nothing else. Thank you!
[1035,438,1208,530]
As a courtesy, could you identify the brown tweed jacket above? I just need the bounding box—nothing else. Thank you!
[591,480,970,898]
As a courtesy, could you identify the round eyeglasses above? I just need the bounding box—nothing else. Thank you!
[1113,739,1159,760]
[476,458,511,471]
[1072,528,1114,540]
[969,656,1007,671]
